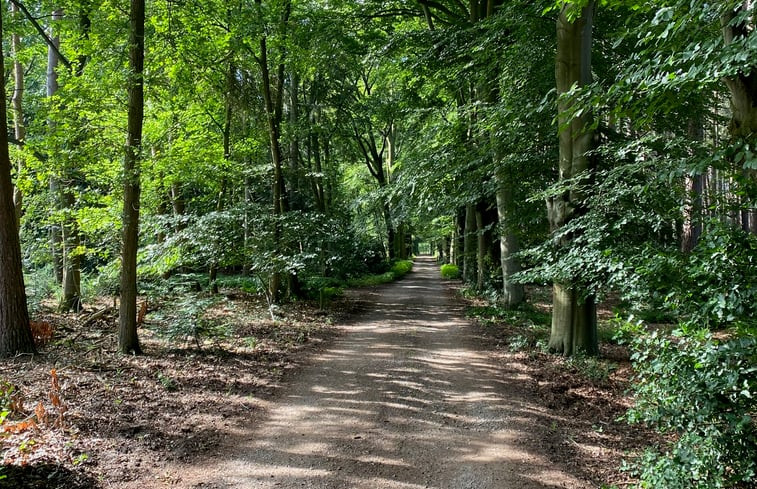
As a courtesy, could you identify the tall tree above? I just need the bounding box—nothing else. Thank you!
[10,1,24,226]
[547,1,598,356]
[119,0,146,354]
[0,8,34,357]
[48,8,64,284]
[722,1,757,234]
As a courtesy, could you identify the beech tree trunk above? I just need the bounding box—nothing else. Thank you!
[547,2,598,356]
[495,168,524,306]
[119,0,145,355]
[0,11,34,357]
[47,10,63,284]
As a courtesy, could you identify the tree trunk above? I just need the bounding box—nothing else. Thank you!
[495,168,524,306]
[61,190,82,312]
[10,3,24,227]
[682,117,704,252]
[453,208,465,268]
[0,11,34,357]
[463,203,477,283]
[47,10,63,284]
[475,207,487,291]
[257,0,291,303]
[722,3,757,235]
[547,1,598,356]
[209,63,234,295]
[119,0,145,355]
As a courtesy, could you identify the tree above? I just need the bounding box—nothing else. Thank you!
[722,2,757,234]
[547,1,598,356]
[10,1,24,227]
[119,0,145,355]
[0,8,35,357]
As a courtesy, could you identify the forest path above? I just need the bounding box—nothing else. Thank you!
[163,257,590,489]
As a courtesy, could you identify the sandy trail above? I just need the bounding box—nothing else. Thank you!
[164,257,590,489]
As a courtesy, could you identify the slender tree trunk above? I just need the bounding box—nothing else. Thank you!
[209,63,235,294]
[257,1,291,302]
[10,3,24,227]
[547,1,598,356]
[454,208,465,268]
[119,0,145,355]
[61,190,82,312]
[475,207,487,291]
[60,5,92,312]
[463,203,477,283]
[47,10,63,284]
[0,11,34,357]
[682,117,704,252]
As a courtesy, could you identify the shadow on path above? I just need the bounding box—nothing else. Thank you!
[162,257,591,489]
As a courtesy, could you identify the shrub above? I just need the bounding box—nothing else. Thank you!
[390,260,413,278]
[622,325,757,489]
[440,263,460,279]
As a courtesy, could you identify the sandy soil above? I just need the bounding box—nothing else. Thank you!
[148,257,592,489]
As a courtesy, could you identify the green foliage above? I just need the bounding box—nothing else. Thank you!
[347,271,395,288]
[390,260,413,278]
[565,354,617,385]
[150,295,230,348]
[623,326,757,488]
[344,260,413,288]
[440,263,460,279]
[24,266,58,313]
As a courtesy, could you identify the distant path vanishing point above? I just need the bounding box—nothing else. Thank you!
[164,256,590,489]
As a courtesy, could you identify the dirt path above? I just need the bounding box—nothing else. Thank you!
[158,258,591,489]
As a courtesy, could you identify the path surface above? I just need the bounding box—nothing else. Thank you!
[172,258,590,489]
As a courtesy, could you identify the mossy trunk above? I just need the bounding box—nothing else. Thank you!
[548,1,597,356]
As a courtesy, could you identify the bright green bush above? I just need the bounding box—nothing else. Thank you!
[622,324,757,489]
[440,263,460,279]
[390,260,413,278]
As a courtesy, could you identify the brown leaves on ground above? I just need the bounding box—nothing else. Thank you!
[0,292,343,489]
[457,285,657,488]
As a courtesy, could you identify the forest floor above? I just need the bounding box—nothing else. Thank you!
[0,258,652,488]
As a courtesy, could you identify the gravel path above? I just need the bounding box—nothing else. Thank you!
[168,257,591,489]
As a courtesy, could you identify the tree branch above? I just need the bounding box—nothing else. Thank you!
[9,0,72,70]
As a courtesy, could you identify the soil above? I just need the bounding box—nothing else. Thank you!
[1,257,651,488]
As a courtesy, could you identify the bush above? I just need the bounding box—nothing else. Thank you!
[440,263,460,279]
[390,260,413,278]
[622,324,757,489]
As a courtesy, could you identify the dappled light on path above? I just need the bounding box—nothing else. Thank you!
[166,258,589,489]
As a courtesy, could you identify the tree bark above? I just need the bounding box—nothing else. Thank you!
[0,11,34,357]
[475,207,486,291]
[682,117,704,252]
[119,0,145,355]
[47,9,63,284]
[495,168,524,306]
[722,3,757,234]
[463,203,477,283]
[547,1,598,356]
[257,0,292,302]
[10,2,24,227]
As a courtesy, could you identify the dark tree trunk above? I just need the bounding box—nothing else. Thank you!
[463,203,477,283]
[119,0,145,355]
[722,4,757,235]
[0,11,34,357]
